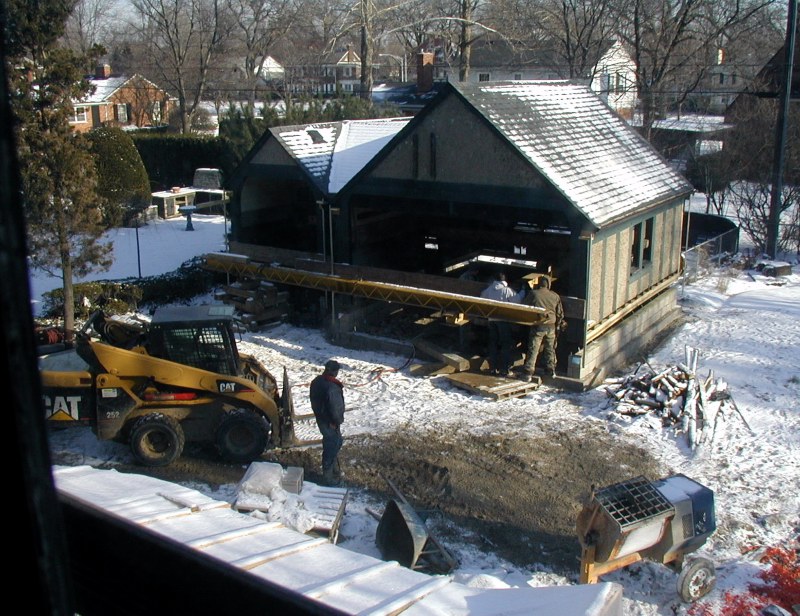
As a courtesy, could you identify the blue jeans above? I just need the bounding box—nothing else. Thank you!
[317,421,343,471]
[487,320,512,373]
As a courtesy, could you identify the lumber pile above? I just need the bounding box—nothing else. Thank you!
[603,346,752,448]
[214,278,290,331]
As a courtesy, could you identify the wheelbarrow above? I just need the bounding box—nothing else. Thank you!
[373,477,457,574]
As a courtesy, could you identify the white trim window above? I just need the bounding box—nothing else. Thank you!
[116,103,128,123]
[70,106,87,123]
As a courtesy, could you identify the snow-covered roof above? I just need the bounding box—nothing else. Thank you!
[78,73,169,105]
[82,75,129,104]
[630,113,733,134]
[53,465,623,615]
[272,117,410,195]
[454,81,693,228]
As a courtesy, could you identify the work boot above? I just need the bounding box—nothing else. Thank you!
[332,457,344,480]
[322,466,342,487]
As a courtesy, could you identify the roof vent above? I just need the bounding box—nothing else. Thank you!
[307,129,326,144]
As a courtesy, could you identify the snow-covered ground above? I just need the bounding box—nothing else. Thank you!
[36,213,800,615]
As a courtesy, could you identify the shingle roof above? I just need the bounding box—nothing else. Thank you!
[83,76,129,103]
[455,81,692,228]
[81,74,169,104]
[272,117,410,195]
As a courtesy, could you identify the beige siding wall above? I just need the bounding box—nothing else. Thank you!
[241,141,300,214]
[370,96,545,190]
[588,200,684,324]
[251,139,296,166]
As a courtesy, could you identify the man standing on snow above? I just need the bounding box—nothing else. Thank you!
[520,276,564,381]
[480,272,522,376]
[309,359,346,486]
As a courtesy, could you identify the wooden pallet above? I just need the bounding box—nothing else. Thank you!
[444,371,541,400]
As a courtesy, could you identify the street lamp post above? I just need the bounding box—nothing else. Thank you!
[379,53,407,82]
[135,217,142,278]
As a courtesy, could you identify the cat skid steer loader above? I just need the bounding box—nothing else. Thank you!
[40,305,297,467]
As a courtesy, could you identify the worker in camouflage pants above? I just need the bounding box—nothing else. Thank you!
[521,276,564,380]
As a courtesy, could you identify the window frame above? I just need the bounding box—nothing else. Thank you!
[630,216,655,274]
[70,106,88,123]
[116,103,128,123]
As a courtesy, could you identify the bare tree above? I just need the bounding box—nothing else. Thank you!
[228,0,297,105]
[62,0,117,58]
[729,181,800,254]
[486,0,617,86]
[360,0,376,98]
[615,0,774,139]
[388,0,439,56]
[131,0,234,133]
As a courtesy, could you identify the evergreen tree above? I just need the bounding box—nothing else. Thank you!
[87,126,151,227]
[4,0,111,340]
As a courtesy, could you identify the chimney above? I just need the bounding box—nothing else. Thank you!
[95,64,111,79]
[416,52,434,93]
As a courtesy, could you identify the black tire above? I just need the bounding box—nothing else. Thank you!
[216,409,270,463]
[677,557,716,603]
[129,414,185,467]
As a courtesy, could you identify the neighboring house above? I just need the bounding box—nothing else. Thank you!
[371,53,447,115]
[320,46,361,95]
[229,81,693,386]
[591,40,638,119]
[724,20,800,182]
[286,47,362,96]
[644,114,733,172]
[433,38,637,119]
[69,64,172,133]
[703,48,746,114]
[256,55,285,83]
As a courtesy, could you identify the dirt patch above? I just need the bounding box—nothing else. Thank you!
[265,423,664,574]
[60,419,665,575]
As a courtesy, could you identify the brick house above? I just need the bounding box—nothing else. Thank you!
[69,64,172,133]
[285,47,362,96]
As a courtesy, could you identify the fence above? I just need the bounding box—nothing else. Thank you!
[680,227,740,286]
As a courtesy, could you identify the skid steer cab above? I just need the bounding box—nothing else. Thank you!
[40,305,297,467]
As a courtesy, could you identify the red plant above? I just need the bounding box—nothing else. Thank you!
[687,545,799,616]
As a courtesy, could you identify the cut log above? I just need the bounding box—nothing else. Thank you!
[413,338,470,372]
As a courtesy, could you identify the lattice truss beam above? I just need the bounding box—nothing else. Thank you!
[203,253,549,325]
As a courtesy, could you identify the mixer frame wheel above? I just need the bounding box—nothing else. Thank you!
[677,557,716,602]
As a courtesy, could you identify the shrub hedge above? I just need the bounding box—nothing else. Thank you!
[40,257,224,319]
[131,133,236,191]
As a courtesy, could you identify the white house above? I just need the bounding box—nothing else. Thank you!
[434,38,637,119]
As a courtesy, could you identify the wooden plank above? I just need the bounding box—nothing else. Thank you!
[413,339,470,372]
[223,285,259,299]
[241,306,289,324]
[444,372,540,400]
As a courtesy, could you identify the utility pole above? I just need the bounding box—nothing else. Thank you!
[767,0,797,259]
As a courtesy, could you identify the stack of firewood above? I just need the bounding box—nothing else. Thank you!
[603,346,752,448]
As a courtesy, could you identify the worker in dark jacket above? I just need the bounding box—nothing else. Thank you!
[309,359,346,486]
[520,276,564,380]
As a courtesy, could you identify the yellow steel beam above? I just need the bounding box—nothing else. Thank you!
[203,253,549,325]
